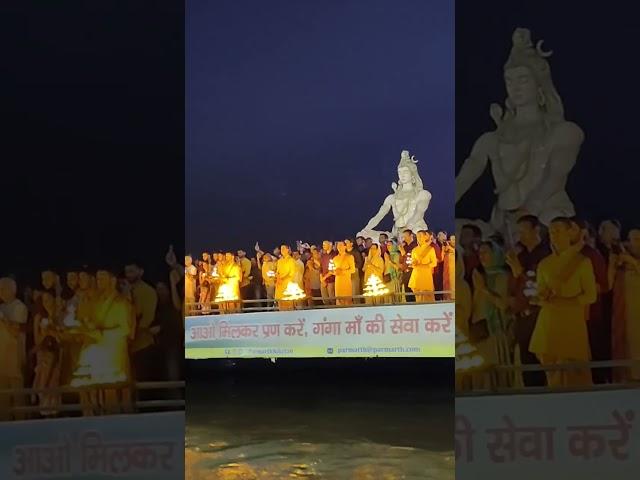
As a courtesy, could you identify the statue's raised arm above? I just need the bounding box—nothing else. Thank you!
[360,195,393,233]
[455,132,494,203]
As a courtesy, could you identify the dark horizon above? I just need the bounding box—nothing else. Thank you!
[187,0,454,255]
[1,2,184,287]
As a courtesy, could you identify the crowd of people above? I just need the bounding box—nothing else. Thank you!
[456,215,640,391]
[0,247,184,421]
[186,230,456,313]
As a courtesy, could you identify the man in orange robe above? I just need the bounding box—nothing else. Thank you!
[530,218,596,388]
[275,245,297,311]
[409,230,438,303]
[333,241,356,305]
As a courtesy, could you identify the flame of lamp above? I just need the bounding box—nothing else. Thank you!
[455,328,486,372]
[362,274,389,297]
[215,282,238,302]
[282,281,306,301]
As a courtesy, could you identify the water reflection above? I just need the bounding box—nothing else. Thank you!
[186,359,453,480]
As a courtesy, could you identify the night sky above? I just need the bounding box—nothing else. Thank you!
[5,0,637,289]
[1,2,184,285]
[187,0,454,255]
[456,0,640,231]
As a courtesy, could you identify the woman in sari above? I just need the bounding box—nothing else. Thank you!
[383,241,402,304]
[442,235,456,300]
[363,244,385,305]
[471,241,512,389]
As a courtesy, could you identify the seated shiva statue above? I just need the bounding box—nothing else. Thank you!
[455,28,584,240]
[358,150,432,240]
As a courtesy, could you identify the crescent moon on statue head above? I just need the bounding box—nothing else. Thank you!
[536,40,553,58]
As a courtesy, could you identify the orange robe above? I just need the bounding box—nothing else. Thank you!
[363,254,385,305]
[363,255,385,282]
[72,293,132,387]
[333,253,356,305]
[409,244,437,302]
[262,261,277,289]
[529,249,596,387]
[219,262,241,313]
[275,256,297,300]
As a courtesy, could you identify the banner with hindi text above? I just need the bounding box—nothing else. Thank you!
[455,389,639,479]
[0,411,183,479]
[185,302,454,359]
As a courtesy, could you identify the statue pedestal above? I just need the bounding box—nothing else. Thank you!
[357,150,431,242]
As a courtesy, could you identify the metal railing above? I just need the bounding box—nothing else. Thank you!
[0,381,185,419]
[456,359,640,396]
[186,290,454,315]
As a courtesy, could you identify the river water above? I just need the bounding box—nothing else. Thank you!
[186,359,454,480]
